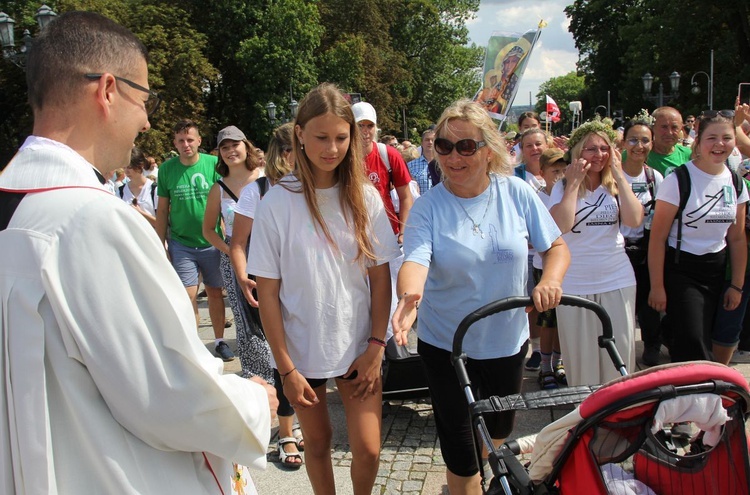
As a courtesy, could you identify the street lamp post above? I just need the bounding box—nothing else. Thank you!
[690,50,715,110]
[0,4,57,69]
[266,84,298,125]
[642,71,680,107]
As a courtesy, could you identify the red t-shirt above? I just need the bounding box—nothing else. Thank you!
[364,142,412,234]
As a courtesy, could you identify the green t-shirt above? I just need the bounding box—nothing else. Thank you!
[622,144,692,177]
[157,153,220,248]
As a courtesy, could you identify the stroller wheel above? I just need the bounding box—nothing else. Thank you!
[554,363,568,386]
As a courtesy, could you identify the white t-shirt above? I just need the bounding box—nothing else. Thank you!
[549,181,635,294]
[235,180,263,219]
[389,180,421,214]
[620,167,664,242]
[247,177,401,378]
[119,179,158,217]
[656,161,749,255]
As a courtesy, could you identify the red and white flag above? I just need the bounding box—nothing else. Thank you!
[546,95,561,122]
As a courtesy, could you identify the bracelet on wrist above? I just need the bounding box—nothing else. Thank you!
[729,284,743,293]
[367,337,387,348]
[280,367,296,385]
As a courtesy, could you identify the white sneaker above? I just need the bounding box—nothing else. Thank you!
[730,349,750,364]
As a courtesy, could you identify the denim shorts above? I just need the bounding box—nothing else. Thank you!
[168,239,223,288]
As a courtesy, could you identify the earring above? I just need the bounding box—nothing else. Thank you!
[300,143,305,150]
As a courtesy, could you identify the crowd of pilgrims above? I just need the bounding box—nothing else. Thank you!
[114,88,750,493]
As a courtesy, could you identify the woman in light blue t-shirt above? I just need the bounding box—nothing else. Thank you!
[391,99,569,494]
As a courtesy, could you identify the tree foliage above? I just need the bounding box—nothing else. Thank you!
[566,0,750,120]
[0,0,482,163]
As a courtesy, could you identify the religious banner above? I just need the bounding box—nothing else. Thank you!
[474,23,544,121]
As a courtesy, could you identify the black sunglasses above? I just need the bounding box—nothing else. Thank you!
[699,109,735,120]
[434,138,487,156]
[84,73,161,116]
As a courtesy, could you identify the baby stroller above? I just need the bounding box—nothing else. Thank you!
[452,295,750,495]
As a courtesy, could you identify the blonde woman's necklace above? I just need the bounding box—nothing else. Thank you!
[446,181,493,239]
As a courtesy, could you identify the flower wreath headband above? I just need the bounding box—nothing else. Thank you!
[564,115,619,162]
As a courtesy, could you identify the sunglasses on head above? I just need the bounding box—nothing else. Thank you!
[699,110,735,120]
[434,138,487,156]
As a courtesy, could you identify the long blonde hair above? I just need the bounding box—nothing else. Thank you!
[290,83,376,262]
[265,122,294,185]
[568,130,617,198]
[434,99,512,180]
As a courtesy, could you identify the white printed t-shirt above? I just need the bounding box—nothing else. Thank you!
[247,177,400,378]
[620,167,664,242]
[657,160,749,255]
[549,181,635,295]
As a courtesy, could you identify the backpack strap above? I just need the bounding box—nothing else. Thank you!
[376,142,391,174]
[150,182,157,206]
[256,176,269,198]
[216,179,239,202]
[674,165,691,264]
[118,184,126,199]
[643,165,656,208]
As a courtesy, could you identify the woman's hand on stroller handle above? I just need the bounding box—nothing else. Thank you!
[391,293,421,346]
[531,280,563,312]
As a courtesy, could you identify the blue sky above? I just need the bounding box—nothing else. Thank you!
[466,0,579,107]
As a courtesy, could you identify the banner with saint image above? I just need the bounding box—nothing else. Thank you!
[474,27,542,121]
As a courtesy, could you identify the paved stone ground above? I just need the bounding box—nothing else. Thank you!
[198,297,750,494]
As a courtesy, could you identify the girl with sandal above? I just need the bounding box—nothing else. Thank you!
[249,83,400,493]
[230,123,304,469]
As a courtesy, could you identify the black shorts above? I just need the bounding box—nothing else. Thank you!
[418,339,527,477]
[304,371,357,390]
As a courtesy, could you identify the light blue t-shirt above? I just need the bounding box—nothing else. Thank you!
[404,174,561,359]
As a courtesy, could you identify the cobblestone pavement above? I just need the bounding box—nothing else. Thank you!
[199,302,750,495]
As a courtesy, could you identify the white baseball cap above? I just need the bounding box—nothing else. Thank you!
[352,102,377,125]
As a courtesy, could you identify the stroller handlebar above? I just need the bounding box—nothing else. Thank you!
[451,295,627,377]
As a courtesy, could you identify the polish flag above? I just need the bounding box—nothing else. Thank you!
[546,95,561,122]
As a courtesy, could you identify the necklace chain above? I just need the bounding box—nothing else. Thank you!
[447,182,493,239]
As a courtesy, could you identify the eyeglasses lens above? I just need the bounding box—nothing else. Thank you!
[626,138,650,146]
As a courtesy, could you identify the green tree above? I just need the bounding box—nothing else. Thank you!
[566,0,750,118]
[535,72,587,133]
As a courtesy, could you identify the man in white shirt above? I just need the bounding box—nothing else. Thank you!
[0,12,275,494]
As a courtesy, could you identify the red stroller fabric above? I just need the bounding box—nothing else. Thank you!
[548,362,750,494]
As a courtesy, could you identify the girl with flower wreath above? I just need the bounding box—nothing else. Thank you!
[549,117,643,386]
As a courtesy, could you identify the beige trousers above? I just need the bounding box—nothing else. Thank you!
[556,286,637,386]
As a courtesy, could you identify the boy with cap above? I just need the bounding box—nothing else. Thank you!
[351,102,413,244]
[532,148,569,388]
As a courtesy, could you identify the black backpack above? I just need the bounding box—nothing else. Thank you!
[673,164,744,263]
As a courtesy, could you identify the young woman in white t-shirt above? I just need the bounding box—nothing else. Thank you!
[648,112,748,363]
[121,147,158,228]
[201,126,270,382]
[249,84,400,494]
[549,120,643,386]
[620,119,664,366]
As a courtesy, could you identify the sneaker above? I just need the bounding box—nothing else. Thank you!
[641,345,661,367]
[224,319,233,328]
[215,341,235,362]
[731,349,750,364]
[197,289,207,298]
[524,351,542,371]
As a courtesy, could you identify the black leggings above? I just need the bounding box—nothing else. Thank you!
[418,339,527,477]
[664,248,726,362]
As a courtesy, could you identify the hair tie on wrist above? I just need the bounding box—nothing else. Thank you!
[367,337,387,348]
[280,367,296,385]
[729,284,743,293]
